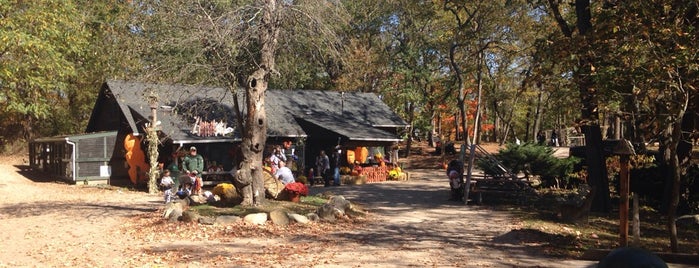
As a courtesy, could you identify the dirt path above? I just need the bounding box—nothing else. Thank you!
[0,158,158,267]
[303,169,596,268]
[0,156,596,267]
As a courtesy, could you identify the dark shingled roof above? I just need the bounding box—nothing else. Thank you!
[91,80,407,144]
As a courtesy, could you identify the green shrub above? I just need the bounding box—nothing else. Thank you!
[477,143,579,188]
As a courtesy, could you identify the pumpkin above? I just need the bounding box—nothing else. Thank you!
[346,150,355,164]
[355,147,369,164]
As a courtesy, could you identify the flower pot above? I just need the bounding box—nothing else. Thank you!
[289,193,301,203]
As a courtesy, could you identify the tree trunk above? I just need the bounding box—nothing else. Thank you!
[233,0,279,206]
[574,0,611,213]
[492,99,500,143]
[662,91,691,252]
[663,119,682,252]
[471,50,484,145]
[405,101,415,157]
[450,44,470,147]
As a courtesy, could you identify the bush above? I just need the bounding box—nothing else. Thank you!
[477,143,580,188]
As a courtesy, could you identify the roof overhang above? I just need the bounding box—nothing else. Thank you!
[298,117,402,143]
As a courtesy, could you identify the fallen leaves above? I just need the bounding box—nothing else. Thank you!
[116,209,373,266]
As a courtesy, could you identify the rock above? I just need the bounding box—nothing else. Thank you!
[215,215,242,225]
[243,212,268,225]
[189,195,208,205]
[163,200,186,222]
[181,210,200,223]
[269,209,291,226]
[328,195,351,214]
[316,203,342,222]
[198,216,216,225]
[289,213,310,224]
[166,209,183,222]
[314,196,354,222]
[306,213,320,222]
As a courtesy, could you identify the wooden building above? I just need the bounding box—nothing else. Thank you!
[33,80,408,185]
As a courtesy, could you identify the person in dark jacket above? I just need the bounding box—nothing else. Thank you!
[182,146,204,195]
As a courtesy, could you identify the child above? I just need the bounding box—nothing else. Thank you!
[160,169,175,203]
[446,160,464,202]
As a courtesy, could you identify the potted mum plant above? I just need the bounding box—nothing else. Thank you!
[283,182,309,202]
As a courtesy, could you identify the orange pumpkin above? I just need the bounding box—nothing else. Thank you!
[346,150,355,164]
[355,147,369,164]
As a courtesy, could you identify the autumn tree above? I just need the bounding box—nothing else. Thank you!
[375,0,448,156]
[0,0,89,141]
[537,0,612,212]
[594,0,698,252]
[0,1,143,148]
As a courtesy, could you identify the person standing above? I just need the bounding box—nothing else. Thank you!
[159,169,175,203]
[551,130,559,147]
[269,146,286,173]
[331,147,341,186]
[319,150,330,187]
[165,153,181,191]
[182,146,204,195]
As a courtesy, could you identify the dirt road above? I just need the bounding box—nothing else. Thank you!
[0,156,599,267]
